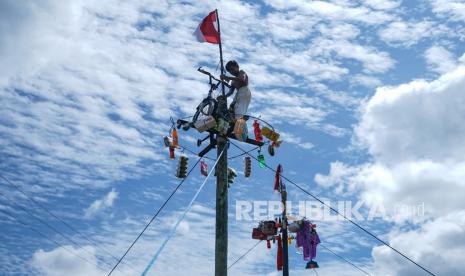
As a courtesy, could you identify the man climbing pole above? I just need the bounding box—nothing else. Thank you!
[220,60,251,120]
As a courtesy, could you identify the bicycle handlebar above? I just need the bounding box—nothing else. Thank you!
[197,67,231,88]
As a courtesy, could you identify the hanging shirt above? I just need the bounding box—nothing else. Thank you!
[309,228,320,260]
[296,220,320,261]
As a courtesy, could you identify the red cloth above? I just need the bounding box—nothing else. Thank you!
[277,236,283,271]
[194,11,220,44]
[274,164,282,192]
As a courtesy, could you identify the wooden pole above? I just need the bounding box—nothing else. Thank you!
[281,185,289,276]
[215,9,228,276]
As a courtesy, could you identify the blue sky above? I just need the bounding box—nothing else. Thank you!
[1,0,465,275]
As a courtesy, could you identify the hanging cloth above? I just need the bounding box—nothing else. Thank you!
[309,227,320,260]
[274,164,282,193]
[277,236,283,271]
[296,220,320,261]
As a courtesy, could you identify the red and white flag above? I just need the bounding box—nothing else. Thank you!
[194,10,220,44]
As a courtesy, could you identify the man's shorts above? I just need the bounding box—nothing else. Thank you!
[233,86,251,119]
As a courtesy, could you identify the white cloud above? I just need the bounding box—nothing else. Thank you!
[2,0,447,274]
[318,22,361,40]
[312,23,396,74]
[0,0,393,196]
[84,188,119,218]
[30,245,105,276]
[378,21,435,47]
[263,11,318,41]
[372,211,465,276]
[315,161,361,195]
[251,89,347,136]
[355,66,465,164]
[431,0,465,22]
[0,0,85,84]
[363,0,402,10]
[425,45,458,74]
[316,64,465,273]
[350,74,382,87]
[264,0,396,25]
[341,66,465,219]
[311,27,396,73]
[280,131,314,150]
[0,0,173,191]
[460,53,465,63]
[316,160,465,222]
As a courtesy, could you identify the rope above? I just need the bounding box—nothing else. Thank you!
[174,113,273,161]
[0,209,107,271]
[0,192,114,270]
[226,239,370,276]
[141,147,225,275]
[227,240,262,270]
[319,243,371,276]
[0,174,140,274]
[229,141,436,276]
[177,142,265,161]
[236,113,276,132]
[107,157,202,276]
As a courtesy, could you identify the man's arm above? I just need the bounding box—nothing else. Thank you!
[220,71,247,86]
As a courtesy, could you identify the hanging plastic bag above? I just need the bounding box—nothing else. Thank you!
[258,149,266,168]
[163,136,172,147]
[200,160,208,176]
[163,136,175,160]
[172,128,179,148]
[233,118,248,141]
[253,120,263,142]
[268,144,275,156]
[169,146,175,160]
[194,116,216,133]
[227,167,237,188]
[261,126,280,142]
